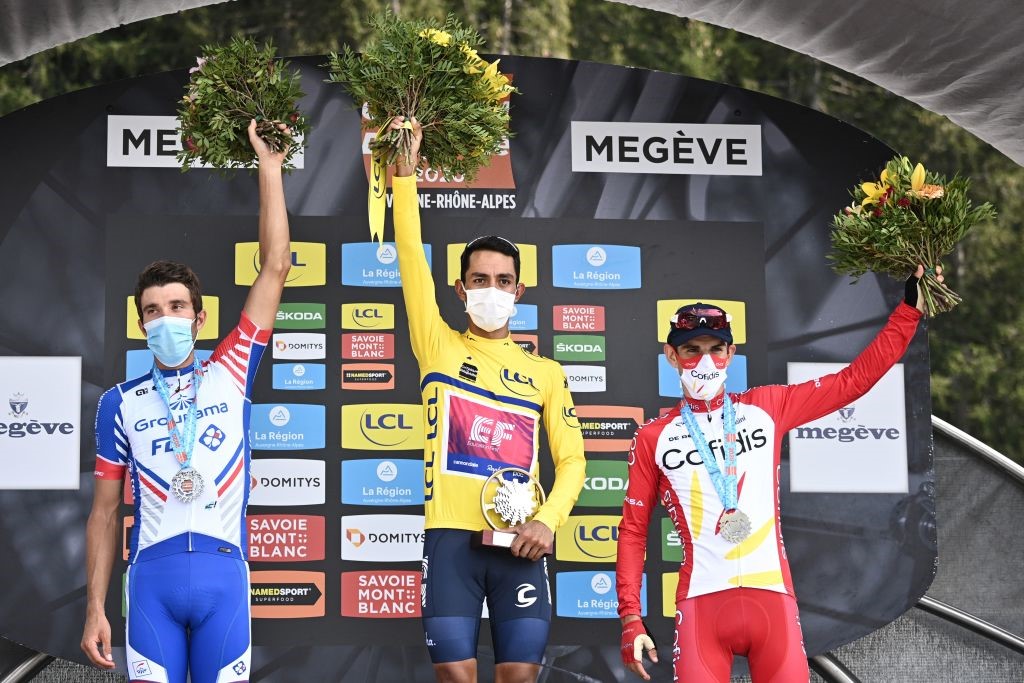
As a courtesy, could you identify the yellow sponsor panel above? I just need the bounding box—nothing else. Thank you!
[341,303,395,331]
[341,404,424,451]
[656,298,747,345]
[662,572,679,617]
[554,515,621,563]
[126,295,219,340]
[234,242,326,287]
[446,242,537,287]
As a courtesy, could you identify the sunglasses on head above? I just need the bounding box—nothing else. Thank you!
[671,308,731,331]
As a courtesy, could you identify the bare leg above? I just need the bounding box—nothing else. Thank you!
[495,662,541,683]
[433,659,478,683]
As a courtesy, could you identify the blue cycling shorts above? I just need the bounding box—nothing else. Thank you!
[421,528,551,665]
[124,551,251,683]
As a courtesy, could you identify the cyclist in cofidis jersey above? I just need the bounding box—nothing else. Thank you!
[388,117,585,683]
[617,267,938,682]
[81,121,293,683]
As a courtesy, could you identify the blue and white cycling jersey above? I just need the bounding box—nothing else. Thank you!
[95,313,270,564]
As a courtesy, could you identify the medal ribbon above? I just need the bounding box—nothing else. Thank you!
[679,394,739,511]
[150,359,204,470]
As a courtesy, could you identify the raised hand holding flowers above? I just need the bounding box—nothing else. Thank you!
[177,36,310,171]
[829,155,996,316]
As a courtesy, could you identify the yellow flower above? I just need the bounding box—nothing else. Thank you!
[861,180,891,206]
[911,163,925,192]
[419,28,452,46]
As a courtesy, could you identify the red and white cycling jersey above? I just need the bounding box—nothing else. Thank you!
[94,313,270,564]
[617,303,922,615]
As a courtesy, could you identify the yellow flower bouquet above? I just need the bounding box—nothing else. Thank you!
[829,156,996,316]
[326,12,517,181]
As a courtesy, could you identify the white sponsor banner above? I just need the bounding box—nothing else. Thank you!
[106,115,305,168]
[0,357,81,489]
[565,365,607,393]
[571,121,762,176]
[272,333,326,360]
[250,458,325,505]
[788,363,908,493]
[341,514,425,562]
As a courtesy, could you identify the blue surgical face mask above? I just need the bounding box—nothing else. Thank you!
[144,316,197,367]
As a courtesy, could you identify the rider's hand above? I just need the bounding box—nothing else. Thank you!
[621,615,658,680]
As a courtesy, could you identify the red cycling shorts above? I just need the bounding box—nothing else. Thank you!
[673,588,809,683]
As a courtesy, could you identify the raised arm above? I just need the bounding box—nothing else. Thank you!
[391,117,448,364]
[242,119,292,330]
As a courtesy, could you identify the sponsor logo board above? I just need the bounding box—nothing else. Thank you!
[272,363,326,391]
[250,570,325,618]
[272,333,326,360]
[340,514,425,561]
[662,573,680,618]
[275,303,327,329]
[341,363,396,390]
[577,460,628,507]
[125,295,219,340]
[235,242,326,287]
[564,365,607,393]
[341,242,431,287]
[658,353,747,397]
[249,459,325,506]
[661,517,683,562]
[248,514,326,562]
[341,303,395,330]
[341,571,422,618]
[341,404,424,451]
[570,121,762,176]
[555,571,645,618]
[656,298,747,345]
[576,405,644,451]
[0,357,81,489]
[555,515,622,562]
[250,404,325,450]
[341,333,394,360]
[509,304,538,331]
[788,363,908,493]
[551,245,641,290]
[511,334,539,355]
[553,335,606,362]
[445,243,537,287]
[341,458,424,506]
[553,305,605,332]
[107,115,305,168]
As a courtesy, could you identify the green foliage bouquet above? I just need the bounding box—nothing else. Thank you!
[829,156,996,316]
[177,36,310,170]
[325,12,517,181]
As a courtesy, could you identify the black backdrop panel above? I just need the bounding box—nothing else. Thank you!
[0,56,934,680]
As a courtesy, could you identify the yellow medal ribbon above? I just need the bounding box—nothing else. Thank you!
[367,119,414,244]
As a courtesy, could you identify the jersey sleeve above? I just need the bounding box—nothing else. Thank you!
[208,311,272,397]
[767,302,923,433]
[616,422,662,618]
[532,364,586,532]
[94,387,129,480]
[393,175,450,366]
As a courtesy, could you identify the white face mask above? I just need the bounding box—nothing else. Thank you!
[678,353,729,400]
[464,287,516,332]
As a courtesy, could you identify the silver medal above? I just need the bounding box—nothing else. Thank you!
[720,509,752,544]
[171,467,205,503]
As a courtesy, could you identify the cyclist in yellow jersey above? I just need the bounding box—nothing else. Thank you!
[389,117,585,683]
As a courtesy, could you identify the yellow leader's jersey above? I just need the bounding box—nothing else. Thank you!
[393,175,586,532]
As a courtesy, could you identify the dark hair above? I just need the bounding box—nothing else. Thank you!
[133,260,203,319]
[459,235,521,282]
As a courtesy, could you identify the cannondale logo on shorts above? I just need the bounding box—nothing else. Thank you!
[469,415,515,449]
[421,556,429,607]
[516,582,537,608]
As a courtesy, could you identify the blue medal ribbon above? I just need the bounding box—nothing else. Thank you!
[150,359,204,470]
[678,394,738,511]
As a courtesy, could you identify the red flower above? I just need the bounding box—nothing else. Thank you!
[898,197,911,208]
[185,137,198,151]
[289,112,300,123]
[874,208,884,217]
